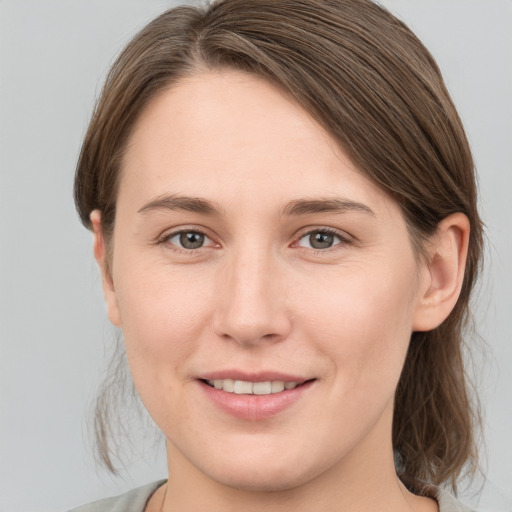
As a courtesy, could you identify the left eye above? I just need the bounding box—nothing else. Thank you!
[297,230,344,250]
[166,231,212,250]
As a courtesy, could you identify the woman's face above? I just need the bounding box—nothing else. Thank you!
[99,70,432,491]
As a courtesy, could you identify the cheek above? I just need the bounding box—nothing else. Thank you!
[111,261,221,431]
[113,260,216,381]
[296,260,418,393]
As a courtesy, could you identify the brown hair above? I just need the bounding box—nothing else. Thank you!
[75,0,483,492]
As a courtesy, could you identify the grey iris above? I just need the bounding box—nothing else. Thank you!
[180,232,204,249]
[310,232,334,249]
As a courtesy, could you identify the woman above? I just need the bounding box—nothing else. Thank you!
[71,0,483,510]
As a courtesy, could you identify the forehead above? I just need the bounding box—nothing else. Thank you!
[119,70,394,216]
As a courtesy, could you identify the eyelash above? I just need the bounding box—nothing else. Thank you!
[295,227,350,252]
[157,227,351,254]
[157,228,215,254]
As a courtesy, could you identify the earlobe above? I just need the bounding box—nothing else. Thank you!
[412,213,470,332]
[90,210,122,327]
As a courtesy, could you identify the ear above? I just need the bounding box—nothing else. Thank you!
[90,210,122,327]
[412,213,470,332]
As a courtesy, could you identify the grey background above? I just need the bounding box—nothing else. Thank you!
[0,1,511,511]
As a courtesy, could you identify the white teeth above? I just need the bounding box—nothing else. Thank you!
[222,378,235,392]
[271,381,285,393]
[234,380,253,394]
[253,381,272,395]
[205,379,301,394]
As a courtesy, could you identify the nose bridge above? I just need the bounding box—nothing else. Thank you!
[214,242,289,346]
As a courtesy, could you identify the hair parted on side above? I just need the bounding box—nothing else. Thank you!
[75,0,483,493]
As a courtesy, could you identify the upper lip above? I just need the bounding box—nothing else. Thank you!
[198,370,311,383]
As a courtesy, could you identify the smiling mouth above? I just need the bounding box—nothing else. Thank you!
[202,379,312,395]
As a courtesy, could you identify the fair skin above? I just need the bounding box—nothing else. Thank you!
[91,70,469,512]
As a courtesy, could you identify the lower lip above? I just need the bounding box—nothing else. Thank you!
[198,380,315,421]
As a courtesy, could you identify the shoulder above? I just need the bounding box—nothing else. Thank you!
[67,480,166,512]
[435,487,474,512]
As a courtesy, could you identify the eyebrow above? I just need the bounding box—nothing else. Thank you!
[281,197,375,217]
[137,194,375,217]
[137,195,223,216]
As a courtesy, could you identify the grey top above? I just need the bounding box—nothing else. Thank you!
[68,480,473,512]
[68,481,166,512]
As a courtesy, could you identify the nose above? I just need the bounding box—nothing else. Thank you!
[212,247,292,347]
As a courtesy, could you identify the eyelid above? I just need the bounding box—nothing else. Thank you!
[157,226,219,251]
[293,226,352,249]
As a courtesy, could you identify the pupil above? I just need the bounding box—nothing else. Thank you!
[310,232,333,249]
[180,232,204,249]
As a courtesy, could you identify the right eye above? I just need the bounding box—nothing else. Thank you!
[162,230,216,251]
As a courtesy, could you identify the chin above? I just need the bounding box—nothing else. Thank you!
[211,466,313,493]
[195,446,328,493]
